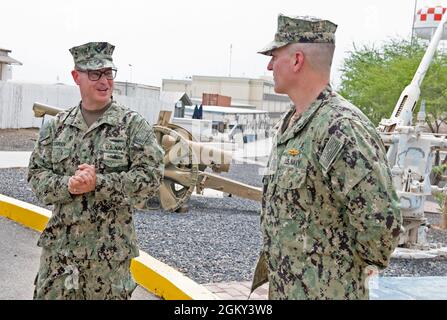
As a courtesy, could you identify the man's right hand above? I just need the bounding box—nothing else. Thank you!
[68,164,97,195]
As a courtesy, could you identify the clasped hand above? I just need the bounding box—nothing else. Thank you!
[68,163,96,195]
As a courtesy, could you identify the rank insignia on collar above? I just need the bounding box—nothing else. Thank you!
[288,148,300,156]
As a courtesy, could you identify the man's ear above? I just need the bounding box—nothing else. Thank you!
[292,51,304,73]
[71,70,80,85]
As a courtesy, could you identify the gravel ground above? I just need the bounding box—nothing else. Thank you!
[1,166,447,284]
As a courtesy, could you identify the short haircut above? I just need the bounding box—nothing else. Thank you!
[287,43,335,75]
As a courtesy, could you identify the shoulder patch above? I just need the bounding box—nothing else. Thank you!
[320,135,344,172]
[134,120,153,146]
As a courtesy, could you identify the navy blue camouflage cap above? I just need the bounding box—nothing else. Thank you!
[258,14,337,56]
[69,42,116,70]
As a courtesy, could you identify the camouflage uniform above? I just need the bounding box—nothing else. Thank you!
[251,16,402,300]
[28,42,164,299]
[34,248,136,300]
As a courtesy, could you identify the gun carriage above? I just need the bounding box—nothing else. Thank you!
[32,103,262,212]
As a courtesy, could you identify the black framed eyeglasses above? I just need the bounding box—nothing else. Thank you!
[77,68,117,81]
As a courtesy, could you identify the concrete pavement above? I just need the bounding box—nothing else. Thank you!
[0,216,158,300]
[0,215,40,299]
[369,276,447,300]
[0,151,32,169]
[204,276,447,300]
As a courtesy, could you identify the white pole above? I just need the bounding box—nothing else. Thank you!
[411,0,418,45]
[229,44,232,77]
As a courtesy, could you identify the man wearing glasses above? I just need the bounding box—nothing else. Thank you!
[28,42,164,299]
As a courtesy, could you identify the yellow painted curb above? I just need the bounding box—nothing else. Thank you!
[0,194,51,232]
[131,251,219,300]
[0,193,219,300]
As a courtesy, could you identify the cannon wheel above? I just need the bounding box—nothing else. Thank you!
[153,125,200,212]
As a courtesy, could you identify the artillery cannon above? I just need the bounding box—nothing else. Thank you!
[32,103,262,212]
[377,10,447,248]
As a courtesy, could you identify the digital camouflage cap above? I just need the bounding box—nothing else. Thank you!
[69,42,116,70]
[258,14,337,56]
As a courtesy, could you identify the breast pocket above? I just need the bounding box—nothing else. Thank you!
[102,151,129,170]
[51,147,72,173]
[276,166,307,189]
[100,137,129,172]
[275,164,309,221]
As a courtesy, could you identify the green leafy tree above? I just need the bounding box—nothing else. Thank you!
[421,55,447,134]
[339,38,447,130]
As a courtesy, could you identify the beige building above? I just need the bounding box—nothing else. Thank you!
[113,81,160,99]
[162,75,291,122]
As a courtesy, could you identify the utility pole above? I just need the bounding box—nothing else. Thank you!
[229,44,232,77]
[411,0,418,45]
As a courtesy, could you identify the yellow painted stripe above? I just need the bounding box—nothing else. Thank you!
[0,194,51,232]
[131,251,219,300]
[0,193,219,300]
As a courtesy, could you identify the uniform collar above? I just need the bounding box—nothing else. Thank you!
[277,85,333,145]
[65,100,120,132]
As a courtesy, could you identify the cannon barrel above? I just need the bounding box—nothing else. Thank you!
[165,138,232,171]
[33,102,64,118]
[31,105,262,212]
